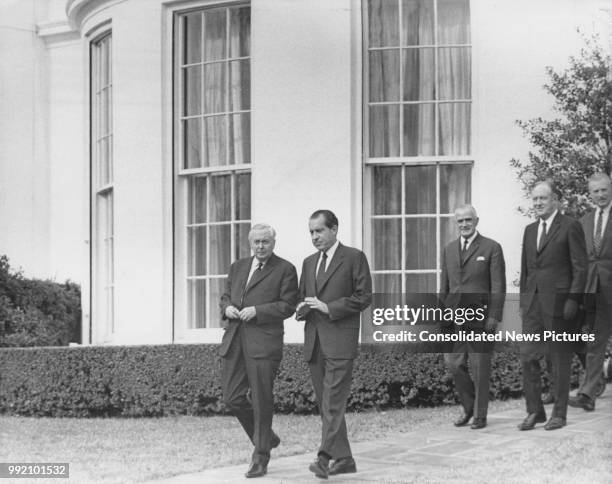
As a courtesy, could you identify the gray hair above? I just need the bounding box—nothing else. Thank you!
[454,204,478,219]
[533,179,561,199]
[588,172,612,186]
[248,223,276,240]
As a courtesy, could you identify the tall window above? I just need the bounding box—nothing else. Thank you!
[91,32,114,338]
[174,4,251,330]
[364,0,472,293]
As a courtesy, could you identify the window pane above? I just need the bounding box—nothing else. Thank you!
[183,13,202,64]
[369,105,399,157]
[403,104,435,156]
[230,7,250,57]
[438,103,470,155]
[405,165,435,214]
[372,218,402,270]
[235,173,251,220]
[401,0,434,45]
[229,60,250,111]
[203,115,226,166]
[236,223,251,259]
[183,66,202,116]
[188,226,207,276]
[188,279,206,328]
[183,118,202,169]
[440,215,457,260]
[203,62,225,114]
[209,225,231,275]
[229,114,251,164]
[101,38,111,87]
[208,278,226,328]
[189,176,207,224]
[440,164,471,213]
[203,9,226,61]
[372,165,401,215]
[210,175,231,222]
[368,0,399,47]
[402,48,434,101]
[98,138,110,186]
[438,0,470,44]
[373,273,401,293]
[438,47,471,100]
[405,273,437,292]
[405,218,435,269]
[369,50,400,102]
[100,88,110,134]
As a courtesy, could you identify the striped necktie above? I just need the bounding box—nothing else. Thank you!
[594,209,604,255]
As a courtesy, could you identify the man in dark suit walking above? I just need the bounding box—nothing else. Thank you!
[569,173,612,411]
[441,204,506,430]
[296,210,372,479]
[518,181,587,431]
[219,223,298,478]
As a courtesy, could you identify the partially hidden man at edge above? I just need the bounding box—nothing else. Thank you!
[518,181,587,431]
[296,210,372,479]
[569,173,612,412]
[219,224,299,478]
[441,204,506,430]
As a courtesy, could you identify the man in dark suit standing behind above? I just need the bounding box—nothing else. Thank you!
[441,204,506,430]
[296,210,372,479]
[569,173,612,411]
[518,181,587,431]
[219,223,298,478]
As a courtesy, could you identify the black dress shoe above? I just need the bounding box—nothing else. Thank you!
[270,432,281,449]
[453,410,473,427]
[517,410,547,430]
[309,456,329,479]
[470,418,487,429]
[541,393,555,405]
[544,416,566,430]
[245,461,267,478]
[329,457,357,475]
[568,394,595,411]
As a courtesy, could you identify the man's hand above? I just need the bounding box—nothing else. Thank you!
[484,317,498,333]
[305,297,329,315]
[239,306,257,322]
[225,305,240,319]
[563,299,578,320]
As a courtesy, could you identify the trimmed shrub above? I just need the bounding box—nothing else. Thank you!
[0,343,588,417]
[0,256,81,346]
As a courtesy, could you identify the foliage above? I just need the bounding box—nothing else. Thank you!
[510,34,612,218]
[0,255,81,347]
[0,343,587,417]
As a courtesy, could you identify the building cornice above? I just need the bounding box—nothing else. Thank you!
[66,0,125,31]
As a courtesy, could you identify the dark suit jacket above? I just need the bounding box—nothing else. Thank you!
[520,213,587,319]
[219,253,298,361]
[440,233,506,329]
[581,209,612,294]
[298,243,372,361]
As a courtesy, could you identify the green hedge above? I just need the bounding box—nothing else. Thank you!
[0,344,584,417]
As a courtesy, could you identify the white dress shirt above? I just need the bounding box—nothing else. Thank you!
[316,239,340,274]
[537,210,558,248]
[593,201,612,238]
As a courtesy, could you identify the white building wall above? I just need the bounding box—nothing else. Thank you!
[1,0,610,343]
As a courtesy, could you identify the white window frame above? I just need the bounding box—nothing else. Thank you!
[363,0,473,292]
[172,2,252,342]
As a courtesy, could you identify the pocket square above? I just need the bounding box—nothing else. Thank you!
[476,256,486,261]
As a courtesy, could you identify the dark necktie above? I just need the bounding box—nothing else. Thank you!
[538,221,547,252]
[241,262,263,306]
[460,239,468,263]
[594,209,604,255]
[315,252,327,292]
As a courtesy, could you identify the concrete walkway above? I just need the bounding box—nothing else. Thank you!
[150,394,612,484]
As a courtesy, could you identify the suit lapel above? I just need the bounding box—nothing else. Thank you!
[244,254,277,293]
[306,253,318,296]
[316,244,345,294]
[538,215,560,254]
[461,234,481,266]
[600,210,612,253]
[584,211,595,253]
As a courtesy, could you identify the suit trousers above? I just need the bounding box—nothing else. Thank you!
[444,344,492,419]
[309,334,354,460]
[578,290,611,400]
[222,324,279,463]
[520,299,572,419]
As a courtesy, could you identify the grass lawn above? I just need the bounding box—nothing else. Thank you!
[1,398,611,483]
